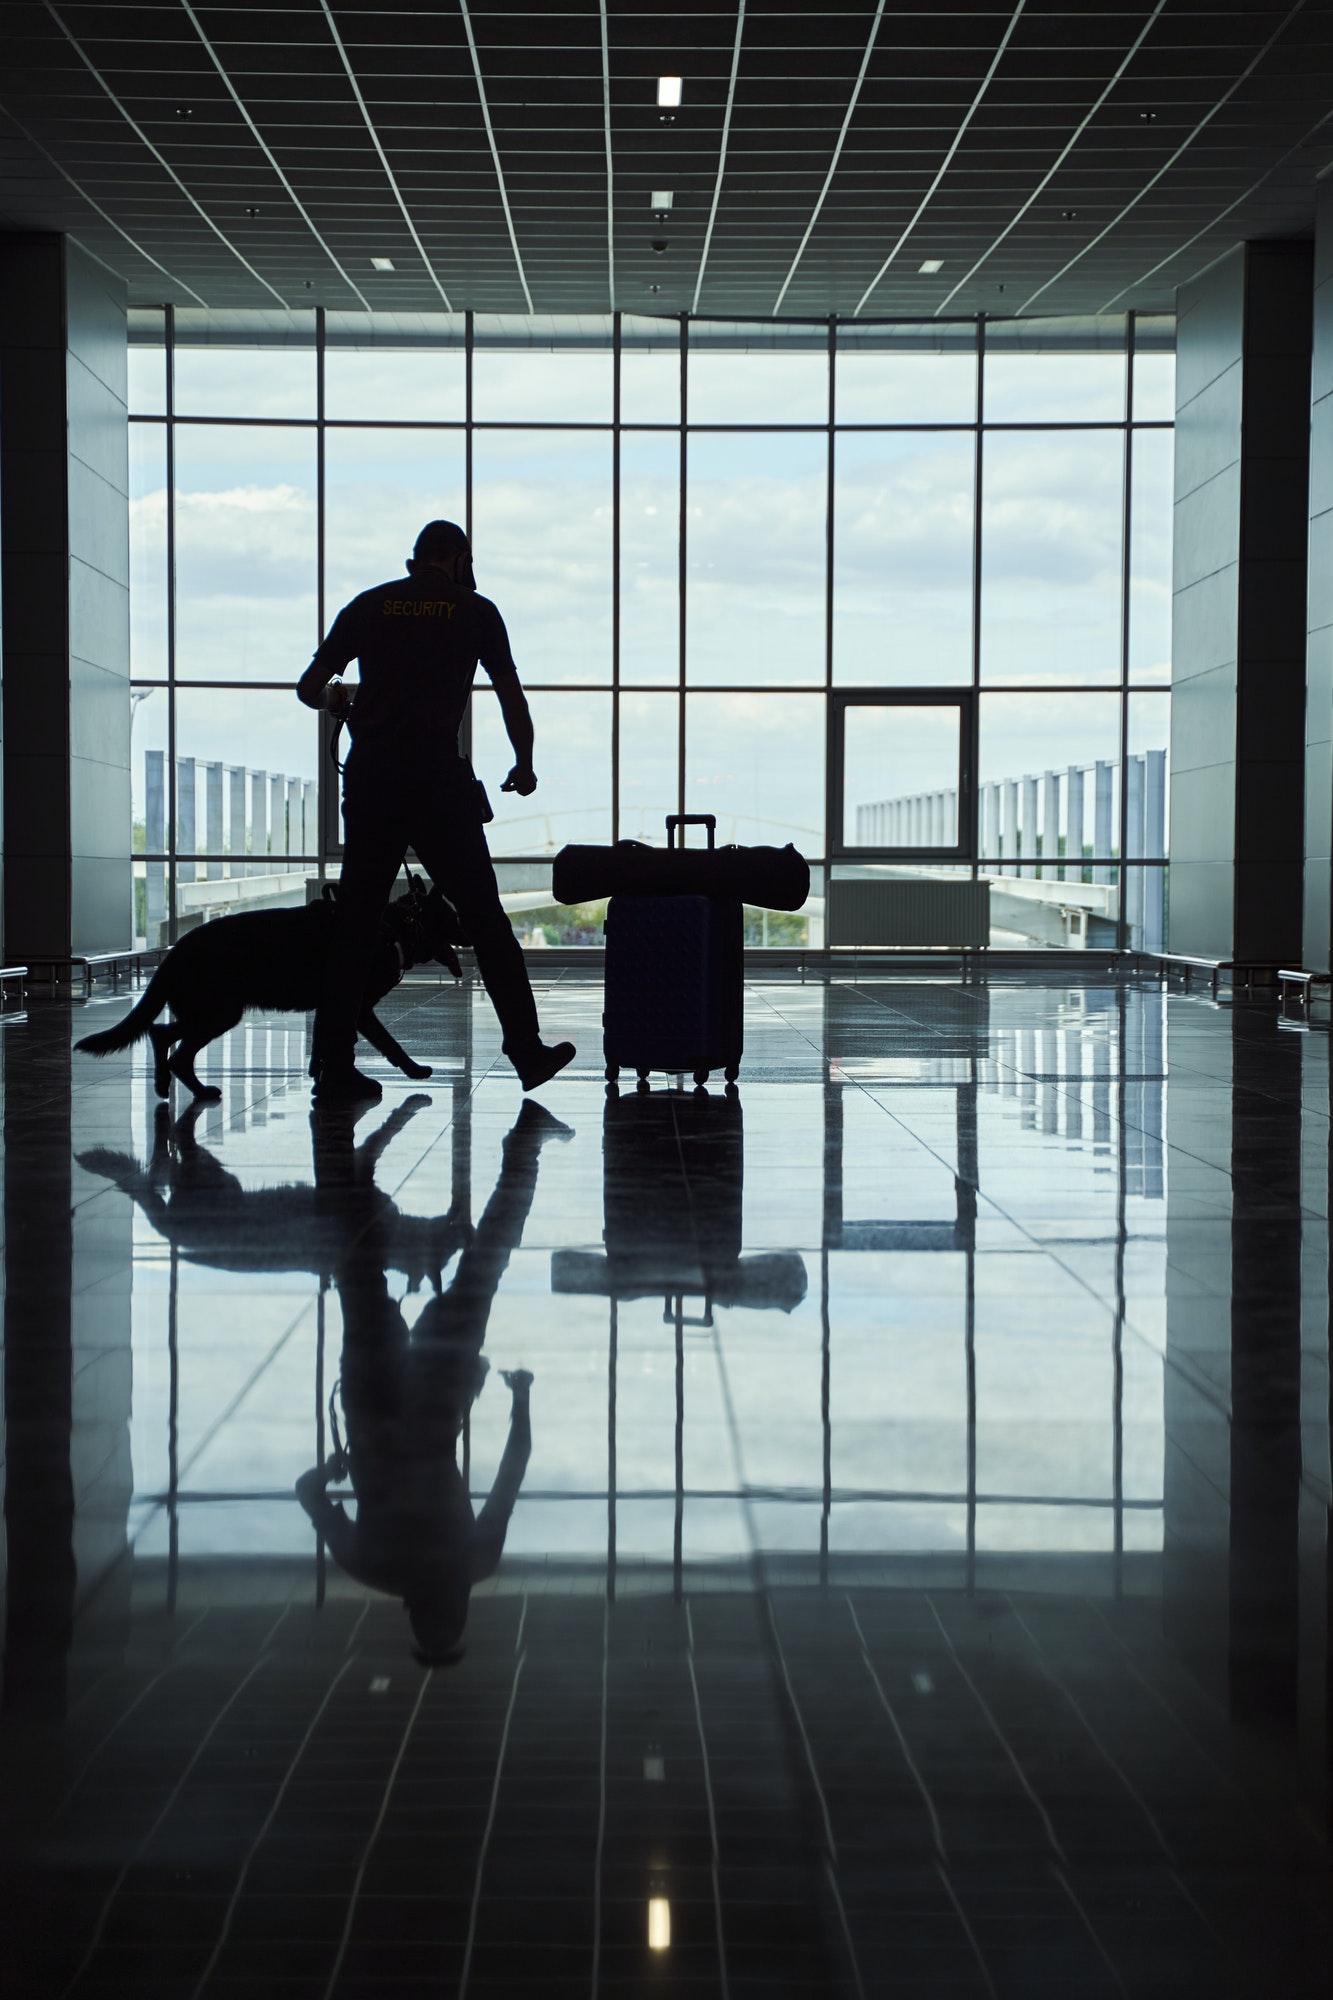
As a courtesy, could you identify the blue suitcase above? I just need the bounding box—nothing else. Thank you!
[603,816,743,1087]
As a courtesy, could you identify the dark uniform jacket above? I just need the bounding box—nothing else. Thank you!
[306,572,520,751]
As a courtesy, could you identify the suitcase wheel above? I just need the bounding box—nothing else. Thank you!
[605,1062,619,1082]
[692,1068,710,1086]
[724,1064,740,1084]
[636,1072,651,1093]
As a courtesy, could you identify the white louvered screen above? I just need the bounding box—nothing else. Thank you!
[827,880,989,948]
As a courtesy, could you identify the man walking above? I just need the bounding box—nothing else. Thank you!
[298,519,574,1101]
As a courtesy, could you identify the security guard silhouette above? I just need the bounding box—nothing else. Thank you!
[298,519,574,1101]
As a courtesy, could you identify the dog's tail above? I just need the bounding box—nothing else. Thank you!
[75,965,171,1057]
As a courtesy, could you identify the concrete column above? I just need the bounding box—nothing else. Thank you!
[145,748,165,938]
[176,756,195,885]
[269,774,286,873]
[250,770,267,876]
[229,766,247,877]
[286,777,302,865]
[0,236,131,958]
[1022,774,1039,878]
[1002,780,1019,876]
[1093,761,1114,886]
[1042,772,1060,879]
[1170,241,1311,962]
[204,761,223,881]
[981,782,999,862]
[1066,765,1085,882]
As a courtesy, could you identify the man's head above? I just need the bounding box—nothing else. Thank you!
[408,519,473,588]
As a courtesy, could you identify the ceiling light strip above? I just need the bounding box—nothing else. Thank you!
[854,0,1028,316]
[179,0,373,311]
[1017,0,1310,315]
[600,0,615,311]
[0,95,208,304]
[318,0,453,310]
[934,0,1168,315]
[692,0,746,315]
[41,0,286,304]
[772,0,887,315]
[1100,93,1333,311]
[458,0,534,315]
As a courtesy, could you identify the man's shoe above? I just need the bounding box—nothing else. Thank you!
[312,1062,382,1103]
[511,1040,576,1091]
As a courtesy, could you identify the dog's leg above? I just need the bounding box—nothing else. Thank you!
[167,1005,242,1102]
[357,1006,433,1081]
[148,1021,181,1099]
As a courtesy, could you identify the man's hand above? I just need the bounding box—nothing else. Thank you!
[501,765,537,796]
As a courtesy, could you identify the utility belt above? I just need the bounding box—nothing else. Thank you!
[336,730,494,823]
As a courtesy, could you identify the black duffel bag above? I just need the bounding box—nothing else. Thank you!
[553,815,809,911]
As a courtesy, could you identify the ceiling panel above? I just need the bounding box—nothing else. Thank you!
[0,1,1330,318]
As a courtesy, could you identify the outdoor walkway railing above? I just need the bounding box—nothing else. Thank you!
[144,751,318,932]
[856,751,1167,950]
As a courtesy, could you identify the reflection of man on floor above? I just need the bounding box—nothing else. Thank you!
[297,1099,571,1663]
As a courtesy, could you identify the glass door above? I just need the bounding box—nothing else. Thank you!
[829,691,975,861]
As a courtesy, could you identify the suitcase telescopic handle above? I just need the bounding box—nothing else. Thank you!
[666,814,716,849]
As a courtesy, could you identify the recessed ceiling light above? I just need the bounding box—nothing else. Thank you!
[1139,109,1158,121]
[650,190,673,209]
[918,259,944,274]
[1061,209,1078,220]
[371,257,395,271]
[657,76,682,108]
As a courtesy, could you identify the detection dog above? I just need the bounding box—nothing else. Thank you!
[75,877,462,1100]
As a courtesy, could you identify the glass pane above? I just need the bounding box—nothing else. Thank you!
[324,428,468,625]
[1129,428,1173,683]
[621,314,680,425]
[833,432,974,685]
[1132,315,1176,421]
[619,691,679,843]
[492,862,607,946]
[128,308,166,415]
[325,348,466,422]
[835,323,977,424]
[471,431,612,684]
[131,685,169,856]
[175,427,318,680]
[471,689,612,853]
[129,425,167,678]
[1128,693,1169,859]
[620,431,680,685]
[983,316,1126,423]
[1124,864,1168,954]
[687,324,828,425]
[685,432,825,686]
[472,320,612,422]
[842,704,961,849]
[979,694,1121,891]
[685,693,824,851]
[980,431,1124,684]
[174,343,315,419]
[142,690,320,930]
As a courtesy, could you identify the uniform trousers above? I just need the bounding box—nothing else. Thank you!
[313,741,540,1070]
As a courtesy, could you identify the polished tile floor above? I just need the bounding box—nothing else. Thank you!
[1,973,1330,1997]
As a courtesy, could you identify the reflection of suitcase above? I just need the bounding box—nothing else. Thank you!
[549,1088,807,1314]
[602,816,743,1086]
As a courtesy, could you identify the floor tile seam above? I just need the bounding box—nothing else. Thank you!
[836,1066,1235,1423]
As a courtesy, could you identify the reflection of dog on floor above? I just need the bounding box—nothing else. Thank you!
[75,876,463,1100]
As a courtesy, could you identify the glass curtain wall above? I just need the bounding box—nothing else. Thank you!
[127,310,1173,950]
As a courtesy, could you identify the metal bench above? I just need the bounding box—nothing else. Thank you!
[1141,952,1272,999]
[67,950,162,997]
[0,964,29,1012]
[1278,968,1330,1016]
